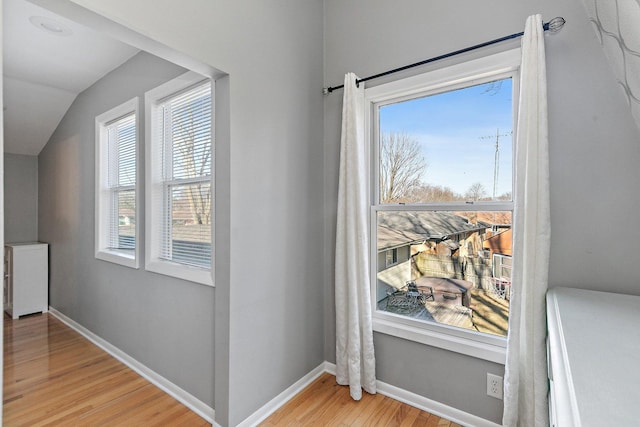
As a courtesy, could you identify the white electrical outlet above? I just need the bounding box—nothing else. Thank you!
[487,373,503,399]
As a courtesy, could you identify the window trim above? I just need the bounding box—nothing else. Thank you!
[365,49,521,364]
[95,97,140,269]
[145,71,214,286]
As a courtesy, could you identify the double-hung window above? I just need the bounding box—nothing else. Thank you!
[95,98,140,268]
[366,50,520,363]
[146,72,214,286]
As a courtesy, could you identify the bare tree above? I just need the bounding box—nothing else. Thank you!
[465,182,488,202]
[379,132,427,203]
[407,184,462,203]
[174,101,212,226]
[497,191,512,201]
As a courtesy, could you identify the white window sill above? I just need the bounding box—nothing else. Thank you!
[95,250,139,269]
[373,314,506,364]
[145,259,213,287]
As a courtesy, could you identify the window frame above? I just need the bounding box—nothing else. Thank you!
[145,71,214,286]
[95,97,140,268]
[365,49,521,364]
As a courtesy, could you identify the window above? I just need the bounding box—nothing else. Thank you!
[493,253,512,280]
[367,50,520,363]
[95,98,140,268]
[145,72,214,286]
[385,248,398,267]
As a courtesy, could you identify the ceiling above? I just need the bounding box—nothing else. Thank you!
[2,0,140,155]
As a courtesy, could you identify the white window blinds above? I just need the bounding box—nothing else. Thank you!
[157,81,212,268]
[106,113,136,251]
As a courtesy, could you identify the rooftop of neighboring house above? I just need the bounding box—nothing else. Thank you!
[377,211,489,251]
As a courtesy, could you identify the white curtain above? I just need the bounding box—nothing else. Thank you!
[335,72,376,400]
[503,14,551,427]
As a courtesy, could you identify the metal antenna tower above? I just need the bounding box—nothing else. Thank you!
[480,128,512,199]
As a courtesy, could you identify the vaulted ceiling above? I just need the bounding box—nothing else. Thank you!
[2,0,139,155]
[4,0,640,156]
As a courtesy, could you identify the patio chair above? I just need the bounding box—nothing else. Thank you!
[386,287,417,310]
[406,280,434,303]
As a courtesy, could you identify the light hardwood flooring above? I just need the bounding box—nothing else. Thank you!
[3,312,209,426]
[260,373,461,426]
[4,312,460,426]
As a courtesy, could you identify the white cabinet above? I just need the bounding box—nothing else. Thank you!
[547,287,640,427]
[4,242,49,319]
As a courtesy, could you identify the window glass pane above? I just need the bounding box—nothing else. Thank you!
[378,78,513,204]
[107,114,136,188]
[156,80,213,271]
[163,182,212,268]
[376,210,511,337]
[116,115,136,187]
[163,82,212,181]
[106,112,136,253]
[109,189,135,251]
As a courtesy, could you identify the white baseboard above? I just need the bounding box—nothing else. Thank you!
[324,362,501,427]
[324,361,337,376]
[236,362,327,427]
[48,307,215,424]
[45,308,499,427]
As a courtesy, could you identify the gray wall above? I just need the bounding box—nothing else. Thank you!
[38,52,215,406]
[4,153,38,243]
[56,1,326,426]
[324,0,640,423]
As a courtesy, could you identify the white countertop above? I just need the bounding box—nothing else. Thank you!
[547,287,640,426]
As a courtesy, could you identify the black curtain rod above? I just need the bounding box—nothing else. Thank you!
[323,16,566,94]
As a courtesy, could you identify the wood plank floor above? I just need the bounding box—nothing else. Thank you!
[3,312,209,426]
[260,373,461,426]
[4,312,460,426]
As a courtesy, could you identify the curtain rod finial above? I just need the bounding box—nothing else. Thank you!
[546,17,566,33]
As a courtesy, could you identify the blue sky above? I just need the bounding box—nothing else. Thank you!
[380,78,514,197]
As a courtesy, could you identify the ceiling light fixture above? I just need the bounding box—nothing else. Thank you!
[29,16,73,36]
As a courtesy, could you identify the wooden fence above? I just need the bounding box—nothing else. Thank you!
[412,252,493,289]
